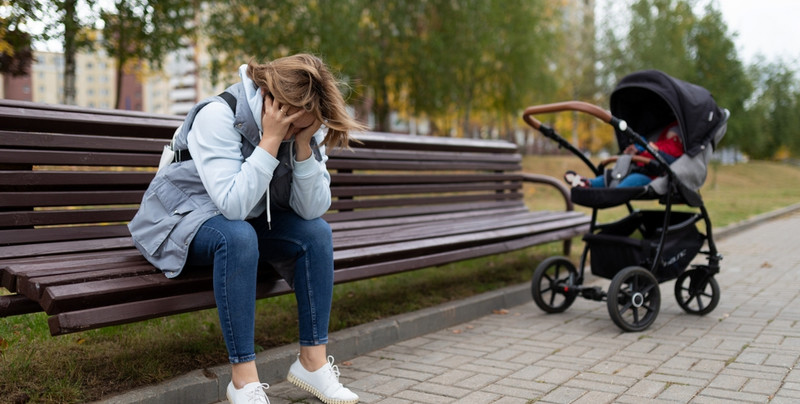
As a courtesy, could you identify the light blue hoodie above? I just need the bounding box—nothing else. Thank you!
[128,64,331,278]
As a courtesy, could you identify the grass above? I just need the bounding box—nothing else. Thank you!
[2,157,800,403]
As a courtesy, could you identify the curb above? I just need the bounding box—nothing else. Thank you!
[714,201,800,240]
[96,203,800,404]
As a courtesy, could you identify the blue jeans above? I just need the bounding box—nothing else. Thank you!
[187,211,334,364]
[588,172,652,188]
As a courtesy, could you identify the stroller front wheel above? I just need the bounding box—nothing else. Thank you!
[674,269,720,315]
[531,256,578,313]
[607,266,661,332]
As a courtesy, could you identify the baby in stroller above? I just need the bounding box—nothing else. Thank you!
[565,121,683,188]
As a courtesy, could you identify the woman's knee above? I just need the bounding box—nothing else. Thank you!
[208,217,259,253]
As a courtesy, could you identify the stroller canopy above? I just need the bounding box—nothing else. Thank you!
[610,70,725,157]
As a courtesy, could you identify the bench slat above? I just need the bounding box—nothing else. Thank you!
[0,101,181,138]
[0,130,166,152]
[329,147,520,163]
[0,237,133,260]
[1,249,143,291]
[350,131,518,153]
[19,263,160,300]
[327,204,529,230]
[0,190,144,208]
[0,208,137,227]
[0,171,155,187]
[331,181,520,197]
[334,214,590,266]
[41,272,213,314]
[327,159,519,172]
[0,148,160,167]
[324,200,525,223]
[330,173,520,186]
[331,192,522,211]
[1,224,131,245]
[333,211,575,249]
[48,279,291,335]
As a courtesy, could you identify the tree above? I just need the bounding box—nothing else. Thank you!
[99,0,196,109]
[690,3,751,150]
[601,0,697,83]
[743,61,799,159]
[0,0,37,76]
[411,0,556,138]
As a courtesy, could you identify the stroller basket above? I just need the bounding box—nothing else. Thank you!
[585,210,705,282]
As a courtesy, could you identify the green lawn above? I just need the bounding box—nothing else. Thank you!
[2,157,800,403]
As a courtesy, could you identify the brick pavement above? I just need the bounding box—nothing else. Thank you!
[256,211,800,403]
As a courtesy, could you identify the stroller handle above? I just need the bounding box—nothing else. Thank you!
[523,101,626,176]
[523,101,615,130]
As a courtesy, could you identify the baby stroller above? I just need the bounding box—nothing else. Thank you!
[522,70,729,332]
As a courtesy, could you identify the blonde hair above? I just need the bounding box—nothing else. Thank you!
[247,54,364,149]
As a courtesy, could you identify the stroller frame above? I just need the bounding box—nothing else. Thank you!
[522,71,727,332]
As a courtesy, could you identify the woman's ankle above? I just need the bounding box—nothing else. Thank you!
[231,361,260,389]
[299,345,328,371]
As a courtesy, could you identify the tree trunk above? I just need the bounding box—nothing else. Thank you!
[62,0,78,105]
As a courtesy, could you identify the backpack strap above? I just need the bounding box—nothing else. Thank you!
[218,90,237,112]
[173,91,236,163]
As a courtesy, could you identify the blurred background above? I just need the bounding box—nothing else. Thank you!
[1,0,798,161]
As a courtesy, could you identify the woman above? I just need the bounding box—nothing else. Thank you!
[128,54,364,404]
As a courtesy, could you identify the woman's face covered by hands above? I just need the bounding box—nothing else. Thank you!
[262,93,321,142]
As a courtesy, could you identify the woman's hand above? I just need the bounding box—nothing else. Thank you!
[293,118,322,161]
[259,94,304,156]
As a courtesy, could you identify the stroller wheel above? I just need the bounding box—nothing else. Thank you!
[674,269,720,315]
[607,266,660,332]
[531,256,578,313]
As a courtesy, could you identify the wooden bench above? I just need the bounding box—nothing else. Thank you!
[0,99,590,336]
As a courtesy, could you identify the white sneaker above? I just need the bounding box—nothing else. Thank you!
[287,355,359,404]
[226,381,270,404]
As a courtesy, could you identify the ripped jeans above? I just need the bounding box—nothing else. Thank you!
[186,211,334,364]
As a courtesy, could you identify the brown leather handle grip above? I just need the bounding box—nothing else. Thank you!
[522,101,613,130]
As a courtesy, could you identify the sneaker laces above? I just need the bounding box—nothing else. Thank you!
[326,355,343,384]
[248,383,270,404]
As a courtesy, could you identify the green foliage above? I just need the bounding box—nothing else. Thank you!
[741,60,800,159]
[0,17,34,76]
[203,0,558,135]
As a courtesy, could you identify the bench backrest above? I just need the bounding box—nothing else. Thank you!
[0,100,525,259]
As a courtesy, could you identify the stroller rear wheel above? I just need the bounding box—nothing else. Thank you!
[531,256,578,313]
[674,268,720,315]
[607,266,661,332]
